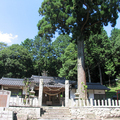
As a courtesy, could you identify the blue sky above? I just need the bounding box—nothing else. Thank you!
[0,0,120,45]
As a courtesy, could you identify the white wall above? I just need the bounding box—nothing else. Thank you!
[70,89,76,99]
[88,90,94,99]
[94,90,105,94]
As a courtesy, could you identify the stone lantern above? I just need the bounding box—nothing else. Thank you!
[74,89,80,100]
[29,81,35,98]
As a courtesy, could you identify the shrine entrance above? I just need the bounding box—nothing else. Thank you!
[42,87,65,106]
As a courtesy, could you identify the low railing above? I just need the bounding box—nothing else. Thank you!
[9,96,120,107]
[9,96,39,107]
[69,98,120,107]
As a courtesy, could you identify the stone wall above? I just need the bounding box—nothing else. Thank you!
[6,107,40,120]
[3,106,120,120]
[0,109,13,120]
[69,107,120,119]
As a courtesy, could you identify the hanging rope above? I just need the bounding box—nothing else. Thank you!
[46,86,64,91]
[44,91,62,96]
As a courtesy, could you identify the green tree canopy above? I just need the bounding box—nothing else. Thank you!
[38,0,120,98]
[52,34,71,58]
[59,42,77,80]
[0,42,7,50]
[0,44,34,78]
[110,29,120,81]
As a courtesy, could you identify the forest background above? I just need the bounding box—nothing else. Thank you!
[0,27,120,87]
[0,0,120,88]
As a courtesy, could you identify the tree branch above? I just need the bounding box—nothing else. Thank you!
[85,16,108,29]
[80,0,87,7]
[81,8,89,31]
[80,0,90,31]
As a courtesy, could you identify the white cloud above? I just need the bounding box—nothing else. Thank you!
[0,31,18,45]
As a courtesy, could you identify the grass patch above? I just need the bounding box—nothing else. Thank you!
[105,80,120,99]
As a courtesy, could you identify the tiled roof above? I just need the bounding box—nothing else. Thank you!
[31,75,76,88]
[0,77,24,86]
[87,83,110,90]
[31,75,66,88]
[0,76,68,88]
[0,76,109,90]
[74,83,110,90]
[75,83,110,90]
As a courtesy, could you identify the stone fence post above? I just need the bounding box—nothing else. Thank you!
[65,80,69,107]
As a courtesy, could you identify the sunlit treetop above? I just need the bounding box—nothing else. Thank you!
[37,0,120,40]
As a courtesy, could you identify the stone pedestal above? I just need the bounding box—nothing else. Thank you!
[65,80,69,107]
[39,79,43,106]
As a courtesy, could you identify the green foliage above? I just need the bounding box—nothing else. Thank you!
[59,42,77,80]
[52,34,71,75]
[23,78,31,101]
[38,0,120,40]
[52,34,71,58]
[21,38,34,53]
[106,80,120,98]
[109,28,120,81]
[0,42,7,50]
[105,60,116,76]
[38,0,120,98]
[84,28,111,83]
[0,44,34,78]
[33,35,55,76]
[81,82,88,93]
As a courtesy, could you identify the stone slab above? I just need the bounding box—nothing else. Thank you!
[0,90,11,108]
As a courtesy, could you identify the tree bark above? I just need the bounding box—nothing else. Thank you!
[77,36,86,99]
[109,75,111,87]
[88,67,91,83]
[98,64,103,85]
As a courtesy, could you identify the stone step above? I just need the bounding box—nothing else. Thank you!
[41,107,71,119]
[38,118,71,120]
[43,112,70,115]
[41,114,71,117]
[41,116,71,119]
[42,107,68,110]
[43,109,69,111]
[43,110,70,113]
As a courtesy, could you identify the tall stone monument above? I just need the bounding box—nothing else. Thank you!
[39,79,43,106]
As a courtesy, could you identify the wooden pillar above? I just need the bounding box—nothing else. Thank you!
[39,79,43,106]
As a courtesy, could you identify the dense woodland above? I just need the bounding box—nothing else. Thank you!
[0,28,120,86]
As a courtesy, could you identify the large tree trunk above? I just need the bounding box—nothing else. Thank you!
[77,36,87,99]
[98,64,103,85]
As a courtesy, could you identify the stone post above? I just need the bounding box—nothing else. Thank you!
[1,86,4,90]
[65,80,69,107]
[39,79,43,106]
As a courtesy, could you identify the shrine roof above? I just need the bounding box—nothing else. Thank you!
[31,75,76,88]
[0,76,76,88]
[0,76,109,90]
[87,83,110,90]
[0,77,24,86]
